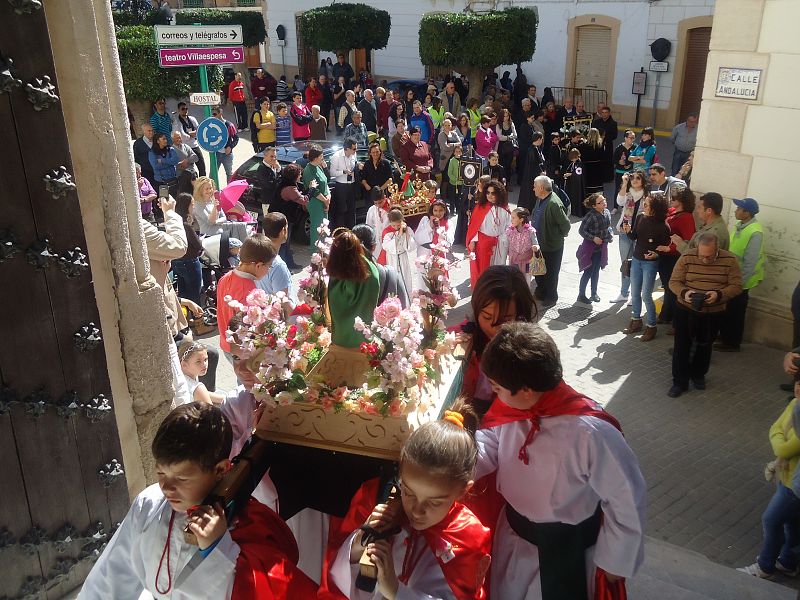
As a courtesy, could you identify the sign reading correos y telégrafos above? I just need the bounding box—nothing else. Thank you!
[715,67,761,100]
[154,25,243,46]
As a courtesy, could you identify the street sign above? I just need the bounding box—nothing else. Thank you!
[197,117,229,153]
[159,46,245,68]
[154,25,243,47]
[190,92,221,106]
[649,61,669,72]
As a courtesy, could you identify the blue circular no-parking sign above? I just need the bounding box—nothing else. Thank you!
[197,117,229,152]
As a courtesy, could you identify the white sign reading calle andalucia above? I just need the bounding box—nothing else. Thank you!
[715,67,761,100]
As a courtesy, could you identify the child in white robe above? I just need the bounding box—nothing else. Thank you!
[326,404,492,599]
[475,321,647,600]
[365,188,389,260]
[414,199,451,259]
[380,209,417,293]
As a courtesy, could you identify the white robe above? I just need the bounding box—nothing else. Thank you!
[475,415,646,600]
[78,484,239,600]
[366,205,389,260]
[383,228,417,293]
[470,205,511,266]
[414,217,452,259]
[330,527,455,600]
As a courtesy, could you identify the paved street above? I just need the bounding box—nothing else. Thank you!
[194,134,797,592]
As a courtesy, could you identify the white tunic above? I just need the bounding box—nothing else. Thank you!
[382,229,417,293]
[476,415,646,600]
[78,484,239,600]
[414,217,452,259]
[470,206,510,266]
[330,528,455,600]
[366,205,389,259]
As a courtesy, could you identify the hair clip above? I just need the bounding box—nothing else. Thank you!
[443,410,464,428]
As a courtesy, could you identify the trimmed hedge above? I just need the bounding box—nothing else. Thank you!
[116,25,223,102]
[298,3,390,51]
[111,8,170,27]
[419,8,537,70]
[175,9,267,47]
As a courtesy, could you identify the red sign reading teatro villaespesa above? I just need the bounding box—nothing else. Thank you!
[158,46,244,68]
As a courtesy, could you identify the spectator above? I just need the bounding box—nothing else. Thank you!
[228,72,248,131]
[622,192,671,342]
[717,197,766,352]
[270,162,310,270]
[250,68,274,104]
[456,112,472,149]
[612,130,637,200]
[670,114,698,176]
[592,106,618,183]
[675,191,730,253]
[255,147,281,225]
[331,52,355,87]
[474,115,499,160]
[575,98,590,117]
[579,127,606,196]
[402,88,417,119]
[172,192,204,305]
[292,74,305,93]
[391,118,407,160]
[577,193,613,304]
[252,97,277,152]
[192,176,225,236]
[170,130,199,181]
[309,105,327,141]
[324,57,334,80]
[496,108,517,190]
[438,81,462,116]
[329,138,359,230]
[255,212,295,317]
[302,144,331,249]
[556,97,577,129]
[342,111,369,150]
[649,163,684,199]
[352,224,410,308]
[667,232,743,397]
[318,74,334,132]
[654,185,696,328]
[149,97,172,143]
[466,98,481,137]
[678,151,694,188]
[360,141,393,198]
[629,127,656,170]
[333,76,347,135]
[377,89,395,148]
[136,163,157,222]
[525,84,540,112]
[408,101,435,145]
[400,126,434,181]
[289,91,312,141]
[176,102,206,176]
[210,106,237,185]
[738,374,800,580]
[133,123,156,188]
[148,131,180,199]
[437,118,463,198]
[276,75,291,101]
[337,89,358,132]
[274,103,292,146]
[304,77,323,113]
[531,175,571,306]
[358,88,378,133]
[428,97,445,132]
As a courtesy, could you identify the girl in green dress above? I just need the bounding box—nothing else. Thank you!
[302,144,331,248]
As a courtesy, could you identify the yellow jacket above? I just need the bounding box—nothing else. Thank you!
[770,398,800,487]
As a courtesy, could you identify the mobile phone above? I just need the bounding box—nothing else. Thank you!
[158,185,169,199]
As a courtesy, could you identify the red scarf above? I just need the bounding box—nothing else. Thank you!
[230,499,318,599]
[376,224,397,265]
[467,203,509,288]
[321,478,492,600]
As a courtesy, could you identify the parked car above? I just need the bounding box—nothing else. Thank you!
[385,79,429,100]
[231,141,400,244]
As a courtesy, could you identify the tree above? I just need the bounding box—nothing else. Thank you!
[115,25,224,129]
[111,1,169,26]
[419,8,537,102]
[298,3,390,54]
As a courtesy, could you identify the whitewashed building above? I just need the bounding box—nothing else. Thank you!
[261,0,715,129]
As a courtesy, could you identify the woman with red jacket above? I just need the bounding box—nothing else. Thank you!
[655,184,696,328]
[304,78,324,111]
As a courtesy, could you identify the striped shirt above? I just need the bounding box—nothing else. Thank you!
[668,249,743,314]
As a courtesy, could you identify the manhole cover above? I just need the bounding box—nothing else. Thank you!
[541,301,611,328]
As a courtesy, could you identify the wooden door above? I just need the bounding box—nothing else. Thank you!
[574,25,611,91]
[678,27,711,122]
[0,2,130,597]
[295,12,319,82]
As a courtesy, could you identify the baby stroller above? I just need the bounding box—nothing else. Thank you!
[200,231,242,314]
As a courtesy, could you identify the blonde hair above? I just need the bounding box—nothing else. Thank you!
[586,128,603,149]
[192,176,215,204]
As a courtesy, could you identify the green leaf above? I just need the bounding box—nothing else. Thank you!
[175,10,267,47]
[298,3,391,52]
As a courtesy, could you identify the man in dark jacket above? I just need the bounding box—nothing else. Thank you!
[532,175,571,306]
[592,106,618,183]
[133,123,156,188]
[358,88,378,133]
[331,53,354,87]
[253,146,281,224]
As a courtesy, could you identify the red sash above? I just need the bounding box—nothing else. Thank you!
[376,224,395,265]
[466,204,509,288]
[230,499,318,599]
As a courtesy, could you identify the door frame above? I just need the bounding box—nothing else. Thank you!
[667,16,714,128]
[565,15,620,107]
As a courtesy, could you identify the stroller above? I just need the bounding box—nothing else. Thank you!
[200,231,243,314]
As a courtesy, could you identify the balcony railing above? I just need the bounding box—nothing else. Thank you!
[176,0,261,7]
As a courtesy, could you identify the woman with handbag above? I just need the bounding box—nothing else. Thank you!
[272,163,312,269]
[611,170,650,305]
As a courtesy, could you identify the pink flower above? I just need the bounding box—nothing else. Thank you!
[318,330,332,347]
[246,288,271,308]
[374,297,402,326]
[423,348,437,362]
[388,399,404,417]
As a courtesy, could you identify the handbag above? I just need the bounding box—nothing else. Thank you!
[530,249,547,276]
[620,243,633,278]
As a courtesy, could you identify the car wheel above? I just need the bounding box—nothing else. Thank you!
[294,213,311,245]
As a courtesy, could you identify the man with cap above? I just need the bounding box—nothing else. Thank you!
[716,197,766,352]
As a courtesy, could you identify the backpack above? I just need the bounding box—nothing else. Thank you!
[226,121,239,149]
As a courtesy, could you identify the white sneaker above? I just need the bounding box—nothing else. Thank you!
[776,559,800,577]
[737,562,775,580]
[610,294,628,303]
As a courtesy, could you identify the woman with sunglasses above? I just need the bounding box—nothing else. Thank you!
[611,170,650,304]
[467,179,511,288]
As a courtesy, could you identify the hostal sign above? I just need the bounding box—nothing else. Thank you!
[715,67,761,100]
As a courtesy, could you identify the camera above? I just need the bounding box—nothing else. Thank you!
[690,291,707,311]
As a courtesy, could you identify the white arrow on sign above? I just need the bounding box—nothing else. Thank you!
[202,122,224,145]
[232,49,242,62]
[154,25,244,47]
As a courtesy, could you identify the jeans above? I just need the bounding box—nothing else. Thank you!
[671,149,690,176]
[215,150,233,184]
[758,481,800,574]
[172,258,203,305]
[630,257,658,326]
[672,305,719,386]
[617,233,633,297]
[579,248,602,297]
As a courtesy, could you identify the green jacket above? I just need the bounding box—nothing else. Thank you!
[536,193,571,252]
[328,258,380,348]
[447,156,463,188]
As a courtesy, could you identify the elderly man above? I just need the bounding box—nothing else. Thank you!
[675,191,730,253]
[670,114,698,176]
[531,175,571,306]
[438,80,462,116]
[343,111,369,150]
[358,88,378,133]
[133,123,156,188]
[716,197,766,352]
[668,233,743,397]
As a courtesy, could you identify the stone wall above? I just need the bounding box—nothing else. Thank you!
[692,0,800,348]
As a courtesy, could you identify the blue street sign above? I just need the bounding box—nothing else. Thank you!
[197,117,229,152]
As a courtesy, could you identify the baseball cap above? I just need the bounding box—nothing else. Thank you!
[732,197,759,215]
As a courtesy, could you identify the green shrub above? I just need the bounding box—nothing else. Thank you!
[175,9,267,47]
[298,3,390,51]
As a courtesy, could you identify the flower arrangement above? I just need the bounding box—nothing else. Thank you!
[414,228,463,344]
[295,219,332,316]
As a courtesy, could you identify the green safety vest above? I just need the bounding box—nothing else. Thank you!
[429,107,445,129]
[729,220,765,290]
[468,109,481,137]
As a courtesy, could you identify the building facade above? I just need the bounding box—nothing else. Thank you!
[262,0,715,129]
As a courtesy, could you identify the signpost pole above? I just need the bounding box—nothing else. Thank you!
[651,71,661,129]
[198,64,219,190]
